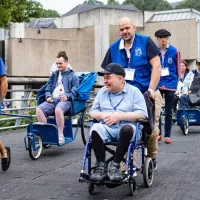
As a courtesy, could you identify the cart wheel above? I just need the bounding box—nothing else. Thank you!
[129,177,136,196]
[81,103,92,145]
[28,135,42,160]
[88,183,95,195]
[143,157,154,188]
[182,117,189,135]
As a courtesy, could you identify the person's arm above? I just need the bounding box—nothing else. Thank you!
[101,49,112,69]
[45,72,55,99]
[149,55,161,92]
[89,88,106,120]
[0,75,8,103]
[146,37,161,98]
[176,50,181,79]
[91,87,148,126]
[65,74,79,100]
[182,71,194,94]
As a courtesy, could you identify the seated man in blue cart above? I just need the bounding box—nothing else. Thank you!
[36,51,79,145]
[89,63,148,182]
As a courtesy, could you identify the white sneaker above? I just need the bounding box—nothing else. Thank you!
[59,135,65,145]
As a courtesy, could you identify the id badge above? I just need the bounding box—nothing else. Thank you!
[161,67,169,77]
[125,69,135,81]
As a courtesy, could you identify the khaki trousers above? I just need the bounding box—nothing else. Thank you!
[147,90,163,159]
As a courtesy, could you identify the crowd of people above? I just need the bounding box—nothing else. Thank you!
[1,16,200,185]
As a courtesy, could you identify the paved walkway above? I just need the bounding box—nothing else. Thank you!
[0,124,200,200]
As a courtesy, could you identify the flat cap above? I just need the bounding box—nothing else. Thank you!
[155,29,171,37]
[98,63,125,77]
[196,58,200,63]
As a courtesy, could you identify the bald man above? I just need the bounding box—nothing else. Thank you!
[101,17,162,171]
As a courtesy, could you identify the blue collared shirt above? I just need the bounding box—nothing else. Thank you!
[90,82,148,125]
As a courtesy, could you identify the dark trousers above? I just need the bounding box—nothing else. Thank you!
[179,94,190,109]
[159,90,175,138]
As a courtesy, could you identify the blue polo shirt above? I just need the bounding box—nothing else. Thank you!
[0,57,6,76]
[90,82,148,125]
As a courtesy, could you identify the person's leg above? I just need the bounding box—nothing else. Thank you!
[158,90,164,138]
[164,90,175,142]
[0,141,11,171]
[89,130,107,182]
[55,101,71,144]
[179,95,190,109]
[0,141,7,158]
[36,108,47,123]
[158,115,162,138]
[36,101,55,123]
[147,90,163,169]
[108,125,133,181]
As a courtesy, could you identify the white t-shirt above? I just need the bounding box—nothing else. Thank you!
[52,72,65,98]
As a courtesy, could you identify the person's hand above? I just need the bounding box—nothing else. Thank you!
[148,88,155,99]
[47,97,53,102]
[60,95,68,102]
[103,113,120,126]
[175,91,179,95]
[183,91,189,95]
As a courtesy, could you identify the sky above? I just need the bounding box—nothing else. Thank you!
[37,0,183,15]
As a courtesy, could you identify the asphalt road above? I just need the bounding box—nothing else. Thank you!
[0,124,200,200]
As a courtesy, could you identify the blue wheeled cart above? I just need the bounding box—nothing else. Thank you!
[23,72,97,160]
[24,99,91,160]
[176,107,200,135]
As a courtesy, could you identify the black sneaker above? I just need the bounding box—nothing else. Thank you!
[107,161,121,181]
[152,158,157,171]
[89,162,107,182]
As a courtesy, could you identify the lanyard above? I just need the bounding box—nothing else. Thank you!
[109,92,125,111]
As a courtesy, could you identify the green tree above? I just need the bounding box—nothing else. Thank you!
[84,0,104,5]
[41,9,60,18]
[122,0,172,11]
[175,0,200,12]
[107,0,120,5]
[0,0,43,27]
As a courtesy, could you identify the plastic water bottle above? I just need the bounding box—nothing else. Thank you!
[59,88,63,97]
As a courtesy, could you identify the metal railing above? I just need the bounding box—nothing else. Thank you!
[0,78,102,131]
[0,88,38,130]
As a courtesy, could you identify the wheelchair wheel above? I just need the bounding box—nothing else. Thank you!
[129,177,136,196]
[88,183,95,195]
[143,157,154,188]
[28,135,42,160]
[182,117,189,135]
[81,103,92,145]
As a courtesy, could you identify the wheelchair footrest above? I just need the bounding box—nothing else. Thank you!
[79,173,90,183]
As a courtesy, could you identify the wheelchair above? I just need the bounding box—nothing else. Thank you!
[176,95,200,135]
[79,120,154,196]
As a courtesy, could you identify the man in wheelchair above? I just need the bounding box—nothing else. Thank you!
[179,59,200,109]
[89,63,148,182]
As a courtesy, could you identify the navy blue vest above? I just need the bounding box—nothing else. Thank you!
[109,34,151,93]
[159,45,178,89]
